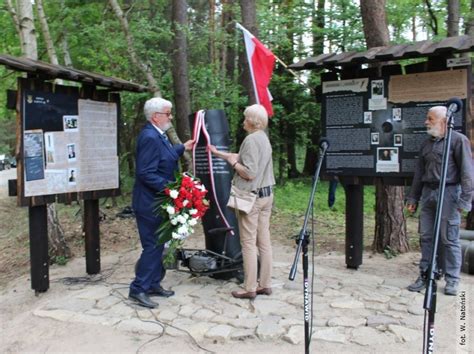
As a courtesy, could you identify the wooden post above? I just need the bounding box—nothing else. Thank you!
[344,184,364,269]
[28,205,49,292]
[84,199,100,274]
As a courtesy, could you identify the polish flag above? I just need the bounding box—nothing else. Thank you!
[236,23,276,117]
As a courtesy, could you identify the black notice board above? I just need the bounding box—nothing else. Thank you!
[322,75,466,178]
[23,90,78,132]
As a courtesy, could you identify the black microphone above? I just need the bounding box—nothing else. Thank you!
[446,97,463,118]
[319,137,329,150]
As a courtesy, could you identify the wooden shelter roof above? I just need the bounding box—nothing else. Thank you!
[0,54,148,92]
[289,35,474,71]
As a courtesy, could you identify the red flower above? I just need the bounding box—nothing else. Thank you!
[154,173,210,266]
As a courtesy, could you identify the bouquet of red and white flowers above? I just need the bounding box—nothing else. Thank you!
[154,172,210,265]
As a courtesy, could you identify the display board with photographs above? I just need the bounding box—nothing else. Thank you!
[22,89,119,197]
[321,69,468,178]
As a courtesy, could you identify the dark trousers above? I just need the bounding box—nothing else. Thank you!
[328,180,338,208]
[130,213,164,293]
[419,185,462,281]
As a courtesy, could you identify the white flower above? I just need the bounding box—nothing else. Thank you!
[177,225,189,236]
[177,215,186,224]
[170,218,178,225]
[198,184,207,192]
[183,213,189,220]
[166,205,175,215]
[172,232,180,239]
[189,218,197,226]
[189,209,198,215]
[182,200,189,207]
[169,189,179,199]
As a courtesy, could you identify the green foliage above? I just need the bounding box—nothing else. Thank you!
[52,255,69,266]
[383,246,399,259]
[274,179,376,216]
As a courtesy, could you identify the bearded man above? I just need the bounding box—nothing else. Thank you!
[406,106,473,296]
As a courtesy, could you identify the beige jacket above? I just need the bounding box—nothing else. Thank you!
[233,130,275,192]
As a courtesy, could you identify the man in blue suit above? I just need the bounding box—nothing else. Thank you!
[129,97,194,308]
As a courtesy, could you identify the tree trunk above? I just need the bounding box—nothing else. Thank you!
[221,0,236,82]
[239,0,257,104]
[361,0,408,254]
[423,0,438,36]
[171,0,192,170]
[17,0,38,60]
[124,102,144,176]
[148,0,158,20]
[447,0,460,36]
[465,0,474,35]
[287,124,299,178]
[360,0,390,48]
[61,35,73,67]
[60,0,73,67]
[171,0,192,142]
[5,0,23,45]
[36,0,59,65]
[209,0,217,67]
[47,205,71,260]
[372,180,409,253]
[459,0,474,64]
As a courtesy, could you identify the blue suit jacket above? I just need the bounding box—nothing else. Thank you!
[132,122,185,216]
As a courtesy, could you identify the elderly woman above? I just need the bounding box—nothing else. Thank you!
[209,104,275,299]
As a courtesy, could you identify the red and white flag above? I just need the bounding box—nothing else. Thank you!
[236,23,276,117]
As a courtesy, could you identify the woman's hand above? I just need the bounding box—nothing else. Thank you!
[227,153,239,166]
[208,146,240,168]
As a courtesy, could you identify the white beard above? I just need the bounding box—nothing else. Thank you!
[427,126,442,138]
[161,122,172,132]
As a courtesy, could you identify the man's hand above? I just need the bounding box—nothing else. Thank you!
[183,139,195,151]
[406,203,417,214]
[208,145,218,154]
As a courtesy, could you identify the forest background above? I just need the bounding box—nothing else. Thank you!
[0,0,473,267]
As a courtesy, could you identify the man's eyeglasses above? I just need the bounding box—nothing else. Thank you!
[156,112,173,117]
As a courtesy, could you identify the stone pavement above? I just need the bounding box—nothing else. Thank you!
[0,248,472,353]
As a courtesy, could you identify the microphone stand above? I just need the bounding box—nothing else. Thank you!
[289,142,328,354]
[422,112,455,354]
